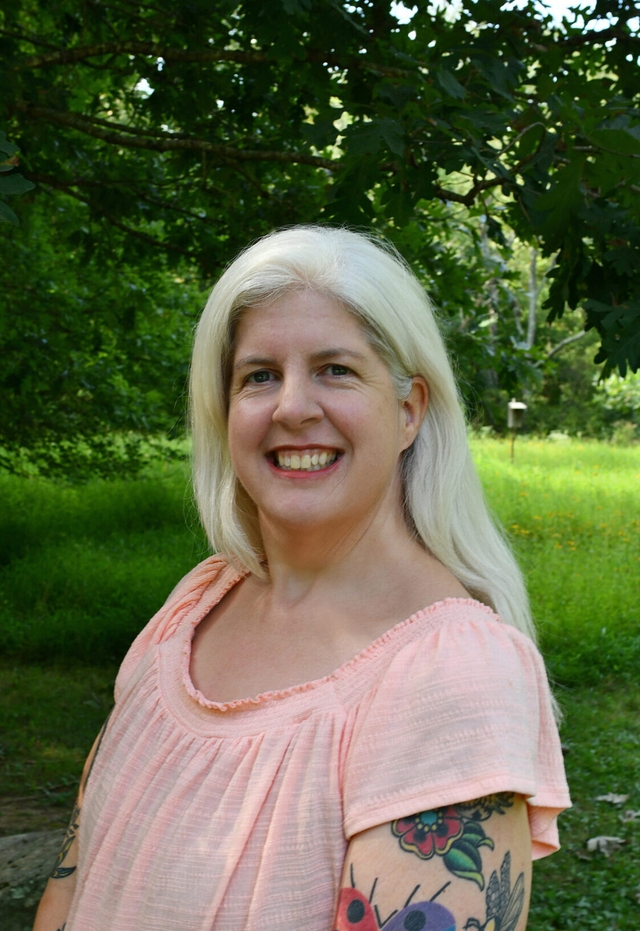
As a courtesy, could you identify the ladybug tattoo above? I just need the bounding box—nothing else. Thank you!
[335,869,456,931]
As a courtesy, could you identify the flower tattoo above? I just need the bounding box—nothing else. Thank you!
[393,807,464,859]
[391,794,514,889]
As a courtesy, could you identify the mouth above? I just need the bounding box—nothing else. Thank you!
[269,448,341,472]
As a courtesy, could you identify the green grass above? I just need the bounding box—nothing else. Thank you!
[0,664,116,807]
[0,463,208,664]
[470,437,640,685]
[529,684,640,931]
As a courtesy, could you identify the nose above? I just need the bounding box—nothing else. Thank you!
[271,371,323,429]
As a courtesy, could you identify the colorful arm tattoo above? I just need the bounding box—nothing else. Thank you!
[465,852,525,931]
[335,852,525,931]
[335,865,455,931]
[391,794,514,889]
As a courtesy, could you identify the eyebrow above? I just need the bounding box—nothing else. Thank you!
[233,348,368,370]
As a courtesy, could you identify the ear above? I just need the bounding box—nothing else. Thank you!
[400,376,429,451]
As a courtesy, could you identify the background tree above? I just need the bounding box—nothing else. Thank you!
[1,0,639,471]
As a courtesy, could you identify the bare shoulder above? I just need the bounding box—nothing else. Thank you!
[400,546,471,610]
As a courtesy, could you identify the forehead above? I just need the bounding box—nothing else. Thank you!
[233,290,369,350]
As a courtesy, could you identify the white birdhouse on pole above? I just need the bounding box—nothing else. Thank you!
[508,398,527,429]
[508,398,527,461]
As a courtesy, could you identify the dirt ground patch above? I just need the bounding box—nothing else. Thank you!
[0,797,71,838]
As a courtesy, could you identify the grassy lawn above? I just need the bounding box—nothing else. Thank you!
[0,462,207,664]
[470,437,639,685]
[530,685,640,930]
[0,438,638,929]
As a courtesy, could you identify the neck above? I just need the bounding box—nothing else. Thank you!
[257,494,421,607]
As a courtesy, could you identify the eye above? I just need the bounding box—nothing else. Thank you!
[325,363,352,377]
[245,369,275,384]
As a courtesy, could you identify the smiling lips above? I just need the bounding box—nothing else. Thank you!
[272,449,340,472]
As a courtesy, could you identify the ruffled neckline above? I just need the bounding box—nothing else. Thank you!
[179,568,500,712]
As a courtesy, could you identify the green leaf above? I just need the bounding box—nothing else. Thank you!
[604,247,640,277]
[472,56,520,100]
[281,0,312,15]
[0,174,35,196]
[375,83,417,113]
[589,129,640,157]
[436,67,467,100]
[302,117,338,149]
[381,185,414,225]
[536,158,586,212]
[535,156,587,245]
[586,300,640,375]
[347,118,405,156]
[0,200,19,224]
[0,131,18,158]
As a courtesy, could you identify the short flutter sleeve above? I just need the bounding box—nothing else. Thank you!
[342,602,571,859]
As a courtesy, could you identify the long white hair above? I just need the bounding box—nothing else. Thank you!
[190,225,535,640]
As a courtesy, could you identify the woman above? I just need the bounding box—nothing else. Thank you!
[34,226,570,931]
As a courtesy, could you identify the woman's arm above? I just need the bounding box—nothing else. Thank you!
[32,718,110,931]
[334,794,532,931]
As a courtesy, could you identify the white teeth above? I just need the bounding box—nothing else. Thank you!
[275,450,338,471]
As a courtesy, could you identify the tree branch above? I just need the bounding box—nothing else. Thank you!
[546,330,586,359]
[0,28,63,51]
[17,105,341,171]
[19,40,269,68]
[433,176,505,207]
[560,27,640,49]
[11,37,414,78]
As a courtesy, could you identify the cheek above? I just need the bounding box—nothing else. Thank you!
[228,398,267,445]
[227,404,262,476]
[349,400,404,459]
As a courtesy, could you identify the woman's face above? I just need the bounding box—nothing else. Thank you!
[227,290,427,541]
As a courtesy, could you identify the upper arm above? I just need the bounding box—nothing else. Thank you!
[32,716,110,931]
[334,794,531,931]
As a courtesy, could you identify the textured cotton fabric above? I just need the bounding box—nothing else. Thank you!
[67,555,570,931]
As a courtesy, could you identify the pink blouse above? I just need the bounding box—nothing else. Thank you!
[67,556,570,931]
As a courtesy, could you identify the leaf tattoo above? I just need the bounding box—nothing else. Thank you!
[50,804,80,880]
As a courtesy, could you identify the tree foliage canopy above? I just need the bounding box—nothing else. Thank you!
[1,0,639,471]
